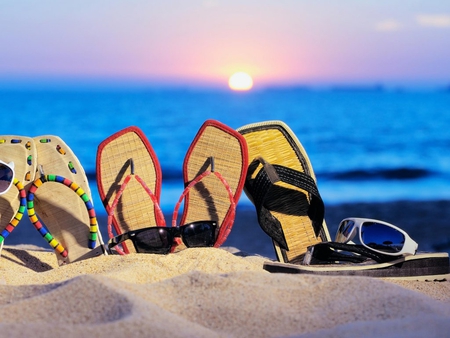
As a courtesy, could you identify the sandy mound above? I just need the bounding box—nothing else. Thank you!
[1,246,449,337]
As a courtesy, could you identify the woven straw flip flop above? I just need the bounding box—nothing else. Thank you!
[237,121,330,264]
[96,126,164,254]
[0,136,36,252]
[28,136,105,265]
[174,120,248,249]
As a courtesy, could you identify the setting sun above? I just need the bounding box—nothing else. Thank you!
[228,72,254,91]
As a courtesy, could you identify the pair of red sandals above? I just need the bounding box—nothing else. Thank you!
[97,120,248,256]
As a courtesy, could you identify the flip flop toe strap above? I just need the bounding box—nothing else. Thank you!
[246,157,325,250]
[27,175,99,261]
[272,164,325,235]
[106,171,165,255]
[173,166,236,248]
[0,178,26,243]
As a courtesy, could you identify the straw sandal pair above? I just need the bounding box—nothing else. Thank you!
[237,121,450,281]
[96,120,248,254]
[0,135,105,265]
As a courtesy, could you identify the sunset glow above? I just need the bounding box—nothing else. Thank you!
[0,1,449,88]
[228,72,254,91]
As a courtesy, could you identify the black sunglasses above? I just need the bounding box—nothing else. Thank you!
[107,220,217,254]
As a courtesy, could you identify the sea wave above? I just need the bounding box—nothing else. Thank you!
[319,168,434,181]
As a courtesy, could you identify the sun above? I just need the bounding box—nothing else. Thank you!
[228,72,254,91]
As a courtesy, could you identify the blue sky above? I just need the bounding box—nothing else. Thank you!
[1,0,449,89]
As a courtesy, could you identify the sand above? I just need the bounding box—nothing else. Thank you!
[1,245,450,338]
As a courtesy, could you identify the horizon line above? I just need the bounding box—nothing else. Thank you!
[0,76,448,92]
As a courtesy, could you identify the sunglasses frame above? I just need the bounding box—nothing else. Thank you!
[335,217,418,256]
[0,160,15,195]
[108,220,217,254]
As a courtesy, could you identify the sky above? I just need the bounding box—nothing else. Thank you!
[1,0,449,89]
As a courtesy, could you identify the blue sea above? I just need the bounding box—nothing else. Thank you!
[1,86,450,255]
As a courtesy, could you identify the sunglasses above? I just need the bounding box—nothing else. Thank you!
[108,220,217,254]
[0,160,15,195]
[335,218,418,256]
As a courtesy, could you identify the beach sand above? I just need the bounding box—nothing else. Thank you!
[2,200,450,337]
[1,245,450,338]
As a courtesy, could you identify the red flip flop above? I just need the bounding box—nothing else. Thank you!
[173,120,248,249]
[96,126,164,254]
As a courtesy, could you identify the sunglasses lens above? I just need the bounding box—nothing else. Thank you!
[133,228,173,254]
[336,220,356,243]
[0,163,14,194]
[182,222,216,247]
[361,222,405,253]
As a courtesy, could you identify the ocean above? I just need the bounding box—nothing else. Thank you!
[1,86,450,255]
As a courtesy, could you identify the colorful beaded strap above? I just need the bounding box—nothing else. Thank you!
[107,159,166,255]
[27,174,98,259]
[172,157,236,247]
[0,178,26,244]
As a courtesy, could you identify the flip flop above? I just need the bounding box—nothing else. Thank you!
[28,136,105,265]
[237,121,330,264]
[0,136,36,252]
[175,120,248,249]
[96,126,164,254]
[263,251,450,281]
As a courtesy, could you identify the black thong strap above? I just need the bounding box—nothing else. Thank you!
[303,242,398,265]
[245,157,325,250]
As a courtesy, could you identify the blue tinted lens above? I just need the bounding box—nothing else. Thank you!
[361,222,405,253]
